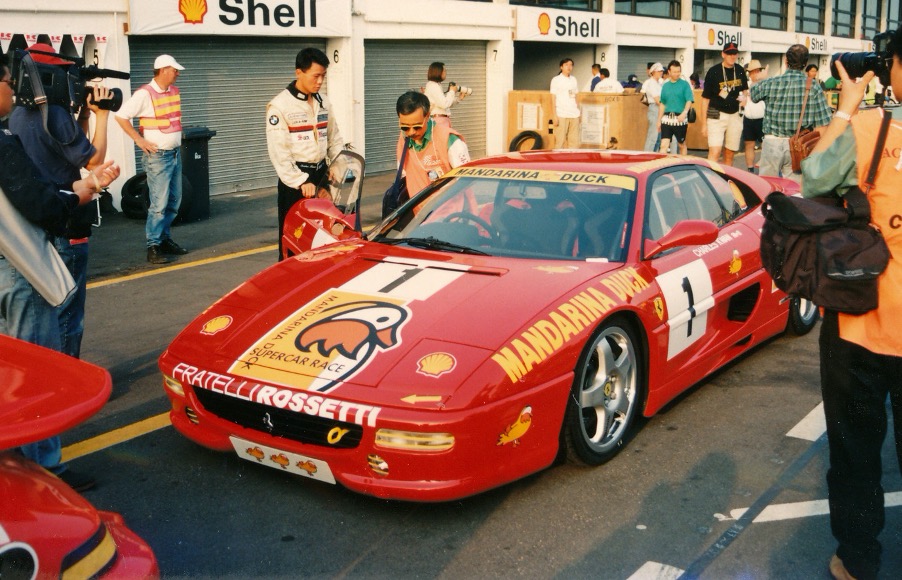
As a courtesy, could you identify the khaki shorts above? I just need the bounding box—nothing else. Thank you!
[707,111,743,151]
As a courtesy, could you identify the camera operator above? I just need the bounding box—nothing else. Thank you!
[0,53,120,491]
[424,62,468,129]
[801,28,902,580]
[9,43,113,359]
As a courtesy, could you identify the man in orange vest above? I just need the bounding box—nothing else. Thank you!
[395,91,470,199]
[801,29,902,580]
[116,54,189,264]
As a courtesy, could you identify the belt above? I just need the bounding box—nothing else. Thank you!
[764,134,790,139]
[69,237,89,245]
[295,160,326,172]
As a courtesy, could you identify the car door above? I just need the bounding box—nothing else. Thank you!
[642,166,761,364]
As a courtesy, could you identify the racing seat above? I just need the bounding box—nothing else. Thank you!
[492,185,580,256]
[581,194,630,261]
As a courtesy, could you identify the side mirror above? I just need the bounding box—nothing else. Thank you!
[643,219,719,259]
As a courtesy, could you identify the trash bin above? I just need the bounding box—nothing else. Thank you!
[179,126,216,222]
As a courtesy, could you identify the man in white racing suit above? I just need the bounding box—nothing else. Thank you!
[266,47,344,259]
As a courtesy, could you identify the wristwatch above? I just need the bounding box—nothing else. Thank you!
[834,110,852,121]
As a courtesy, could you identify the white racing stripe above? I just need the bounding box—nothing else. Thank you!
[786,402,826,441]
[627,561,684,580]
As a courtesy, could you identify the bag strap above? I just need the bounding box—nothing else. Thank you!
[394,138,409,188]
[794,78,812,136]
[845,110,893,220]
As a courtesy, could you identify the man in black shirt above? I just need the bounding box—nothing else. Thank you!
[701,41,749,166]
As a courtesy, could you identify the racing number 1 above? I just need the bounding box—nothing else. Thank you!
[681,276,696,337]
[379,267,423,293]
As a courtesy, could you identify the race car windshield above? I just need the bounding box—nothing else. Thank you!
[372,175,636,261]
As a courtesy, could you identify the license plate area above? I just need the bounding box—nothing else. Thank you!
[230,436,336,484]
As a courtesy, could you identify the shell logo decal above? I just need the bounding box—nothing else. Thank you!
[708,28,716,45]
[417,352,456,378]
[538,12,551,35]
[728,250,742,274]
[498,406,533,447]
[201,315,232,336]
[179,0,207,24]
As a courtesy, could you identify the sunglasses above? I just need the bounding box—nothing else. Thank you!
[399,123,426,133]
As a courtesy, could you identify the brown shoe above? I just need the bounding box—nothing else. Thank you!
[829,555,857,580]
[147,245,169,264]
[160,239,189,255]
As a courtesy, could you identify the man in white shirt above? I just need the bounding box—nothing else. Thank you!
[550,58,580,149]
[593,68,625,94]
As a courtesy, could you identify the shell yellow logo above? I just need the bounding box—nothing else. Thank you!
[729,249,742,274]
[538,12,551,35]
[417,352,456,377]
[805,36,811,49]
[179,0,208,24]
[201,315,233,335]
[708,29,716,45]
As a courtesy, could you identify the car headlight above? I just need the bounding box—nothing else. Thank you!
[163,374,184,396]
[375,429,454,452]
[61,524,117,579]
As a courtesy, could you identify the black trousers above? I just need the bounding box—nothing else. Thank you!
[276,161,327,260]
[820,310,902,580]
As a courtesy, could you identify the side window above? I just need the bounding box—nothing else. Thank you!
[644,169,727,239]
[696,166,749,222]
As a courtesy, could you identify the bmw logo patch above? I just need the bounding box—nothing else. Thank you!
[269,115,280,125]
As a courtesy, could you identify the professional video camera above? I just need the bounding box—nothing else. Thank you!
[830,31,893,105]
[10,47,130,115]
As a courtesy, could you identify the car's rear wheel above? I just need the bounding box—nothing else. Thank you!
[786,296,819,335]
[564,319,645,466]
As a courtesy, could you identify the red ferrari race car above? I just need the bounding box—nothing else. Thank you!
[0,335,158,578]
[160,150,817,502]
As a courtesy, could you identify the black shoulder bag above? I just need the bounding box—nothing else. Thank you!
[760,111,892,314]
[381,138,409,218]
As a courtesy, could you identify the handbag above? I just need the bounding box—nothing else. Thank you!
[640,92,650,107]
[760,111,892,314]
[687,107,697,123]
[788,78,820,173]
[0,185,75,307]
[382,138,410,218]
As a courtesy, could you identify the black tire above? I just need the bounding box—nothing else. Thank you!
[118,172,194,223]
[786,296,819,336]
[564,318,646,466]
[509,130,543,152]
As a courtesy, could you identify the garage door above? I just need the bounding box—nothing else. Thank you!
[364,40,487,173]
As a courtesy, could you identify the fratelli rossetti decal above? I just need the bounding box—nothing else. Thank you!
[229,289,410,392]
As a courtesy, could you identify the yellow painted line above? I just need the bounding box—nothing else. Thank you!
[62,412,172,462]
[86,244,277,290]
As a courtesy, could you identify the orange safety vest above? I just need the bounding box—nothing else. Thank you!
[396,122,463,196]
[839,108,902,355]
[138,84,182,134]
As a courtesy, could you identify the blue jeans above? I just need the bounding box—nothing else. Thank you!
[0,255,64,471]
[54,237,89,358]
[144,147,182,247]
[644,103,660,152]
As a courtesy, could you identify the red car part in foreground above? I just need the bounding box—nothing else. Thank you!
[161,150,816,502]
[0,335,158,578]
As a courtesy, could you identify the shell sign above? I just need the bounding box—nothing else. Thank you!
[417,352,456,378]
[179,0,208,24]
[538,13,551,35]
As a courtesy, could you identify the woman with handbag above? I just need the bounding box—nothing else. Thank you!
[800,30,902,580]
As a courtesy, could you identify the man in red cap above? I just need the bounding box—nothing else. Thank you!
[9,42,115,361]
[700,41,749,166]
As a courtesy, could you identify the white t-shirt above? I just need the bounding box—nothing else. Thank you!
[744,81,766,119]
[640,78,663,105]
[550,73,580,119]
[593,77,624,94]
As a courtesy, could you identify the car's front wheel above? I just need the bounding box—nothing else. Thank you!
[564,319,645,466]
[786,296,819,335]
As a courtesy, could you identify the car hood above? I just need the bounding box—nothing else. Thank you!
[165,242,619,392]
[0,336,111,449]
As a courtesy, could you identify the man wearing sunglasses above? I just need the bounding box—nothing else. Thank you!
[266,47,345,259]
[395,91,470,199]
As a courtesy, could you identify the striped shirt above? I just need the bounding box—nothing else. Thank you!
[750,69,832,137]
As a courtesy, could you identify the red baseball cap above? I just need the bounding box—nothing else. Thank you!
[722,41,739,55]
[26,43,75,66]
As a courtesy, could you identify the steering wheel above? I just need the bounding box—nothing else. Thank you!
[442,211,500,241]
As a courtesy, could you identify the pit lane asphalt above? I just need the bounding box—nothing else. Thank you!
[69,163,901,578]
